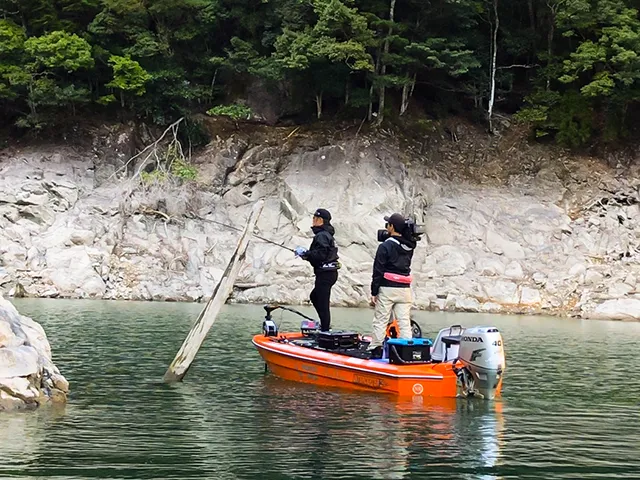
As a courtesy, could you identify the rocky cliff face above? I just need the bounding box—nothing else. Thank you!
[0,294,68,410]
[2,118,640,320]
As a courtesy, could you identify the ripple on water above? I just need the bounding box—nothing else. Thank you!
[1,299,640,479]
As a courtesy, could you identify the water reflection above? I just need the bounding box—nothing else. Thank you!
[255,377,505,480]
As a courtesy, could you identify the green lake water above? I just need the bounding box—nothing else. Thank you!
[1,299,640,479]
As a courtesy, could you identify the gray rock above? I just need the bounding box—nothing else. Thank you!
[608,282,633,298]
[0,192,17,204]
[480,302,504,313]
[18,205,56,226]
[0,242,27,266]
[532,272,547,286]
[520,287,542,306]
[423,246,470,277]
[424,217,456,245]
[475,256,505,276]
[15,190,49,206]
[455,296,480,312]
[0,268,10,286]
[485,230,525,259]
[4,133,640,322]
[44,247,106,297]
[481,280,519,304]
[587,299,640,320]
[0,377,38,402]
[0,346,39,378]
[504,261,525,280]
[584,269,605,286]
[69,230,96,246]
[0,320,21,348]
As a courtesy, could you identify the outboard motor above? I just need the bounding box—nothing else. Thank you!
[456,326,506,400]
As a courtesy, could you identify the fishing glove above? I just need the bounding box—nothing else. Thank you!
[294,246,308,257]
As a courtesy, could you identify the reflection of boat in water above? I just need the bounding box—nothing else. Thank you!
[252,305,507,400]
[256,375,506,479]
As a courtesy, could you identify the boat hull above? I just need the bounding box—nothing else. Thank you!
[253,333,466,398]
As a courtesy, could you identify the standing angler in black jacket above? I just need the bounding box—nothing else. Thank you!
[295,208,340,332]
[368,213,416,358]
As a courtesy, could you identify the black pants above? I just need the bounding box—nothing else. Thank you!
[310,270,338,332]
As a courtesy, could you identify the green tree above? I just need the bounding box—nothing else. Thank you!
[274,0,374,118]
[1,28,93,127]
[104,54,152,107]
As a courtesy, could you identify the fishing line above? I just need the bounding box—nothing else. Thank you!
[201,218,296,253]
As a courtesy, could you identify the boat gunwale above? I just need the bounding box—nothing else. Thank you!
[252,336,445,380]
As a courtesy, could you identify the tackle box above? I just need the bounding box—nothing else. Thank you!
[386,338,433,364]
[317,330,360,350]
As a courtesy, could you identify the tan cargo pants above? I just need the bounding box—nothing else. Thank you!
[370,286,412,348]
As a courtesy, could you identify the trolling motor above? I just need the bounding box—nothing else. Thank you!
[263,305,279,337]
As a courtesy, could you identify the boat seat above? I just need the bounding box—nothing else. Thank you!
[441,335,461,346]
[431,326,464,363]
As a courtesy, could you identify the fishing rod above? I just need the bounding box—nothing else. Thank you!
[201,217,296,253]
[264,304,317,322]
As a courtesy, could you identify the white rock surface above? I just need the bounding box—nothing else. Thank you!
[2,130,640,321]
[0,293,68,410]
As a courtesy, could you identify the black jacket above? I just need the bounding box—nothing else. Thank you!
[371,235,416,296]
[304,224,340,274]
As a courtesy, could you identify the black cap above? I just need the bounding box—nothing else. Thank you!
[384,213,405,231]
[313,208,331,221]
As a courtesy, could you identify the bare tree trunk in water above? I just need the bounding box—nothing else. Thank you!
[375,0,396,126]
[487,0,499,133]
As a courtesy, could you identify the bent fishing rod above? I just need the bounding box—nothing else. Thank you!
[201,218,296,253]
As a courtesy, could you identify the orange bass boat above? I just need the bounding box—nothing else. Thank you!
[252,305,506,400]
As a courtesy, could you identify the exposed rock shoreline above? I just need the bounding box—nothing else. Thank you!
[0,293,68,410]
[2,118,640,321]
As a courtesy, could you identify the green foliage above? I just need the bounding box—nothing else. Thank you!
[0,0,639,148]
[516,90,593,147]
[106,55,151,96]
[170,157,198,180]
[141,144,198,184]
[1,27,93,126]
[206,103,252,120]
[519,0,640,144]
[24,31,94,71]
[0,19,25,56]
[140,169,168,184]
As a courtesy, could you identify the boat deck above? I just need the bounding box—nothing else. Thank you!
[253,332,461,397]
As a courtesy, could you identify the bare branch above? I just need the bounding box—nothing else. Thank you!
[497,64,540,70]
[108,117,185,182]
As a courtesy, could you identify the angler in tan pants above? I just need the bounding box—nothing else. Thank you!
[369,213,417,359]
